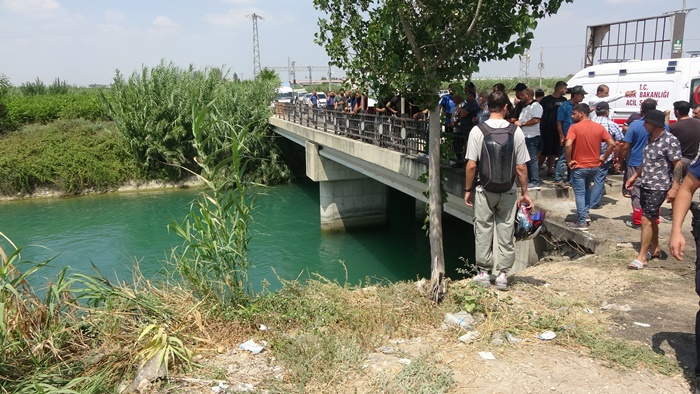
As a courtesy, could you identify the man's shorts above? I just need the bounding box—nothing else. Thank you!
[639,187,668,220]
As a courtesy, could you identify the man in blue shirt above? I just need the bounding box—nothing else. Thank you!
[309,90,319,108]
[439,87,455,133]
[554,85,586,188]
[618,99,660,227]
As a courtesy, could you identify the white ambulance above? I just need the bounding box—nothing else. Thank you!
[566,58,700,123]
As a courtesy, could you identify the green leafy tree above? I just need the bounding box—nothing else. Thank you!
[313,0,572,297]
[257,68,280,83]
[0,74,11,134]
[0,74,10,98]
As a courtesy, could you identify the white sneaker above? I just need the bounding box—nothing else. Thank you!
[495,272,508,291]
[471,271,491,288]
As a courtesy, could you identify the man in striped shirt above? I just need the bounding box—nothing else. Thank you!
[590,102,624,209]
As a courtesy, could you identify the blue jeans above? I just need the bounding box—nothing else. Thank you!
[555,146,569,183]
[525,136,541,185]
[572,167,598,223]
[590,160,611,208]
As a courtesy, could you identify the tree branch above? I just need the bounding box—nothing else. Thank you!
[435,0,483,67]
[397,2,427,72]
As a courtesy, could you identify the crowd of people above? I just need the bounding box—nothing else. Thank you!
[458,81,700,390]
[296,80,700,385]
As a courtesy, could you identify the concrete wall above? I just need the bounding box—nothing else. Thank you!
[306,141,388,231]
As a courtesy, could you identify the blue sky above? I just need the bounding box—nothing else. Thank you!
[1,0,699,86]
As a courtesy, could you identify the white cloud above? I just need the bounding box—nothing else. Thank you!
[104,9,126,22]
[148,16,180,38]
[0,0,61,15]
[221,0,257,5]
[152,16,179,29]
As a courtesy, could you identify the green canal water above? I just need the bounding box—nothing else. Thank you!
[0,180,475,291]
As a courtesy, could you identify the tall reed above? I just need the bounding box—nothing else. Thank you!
[167,101,257,307]
[102,60,290,183]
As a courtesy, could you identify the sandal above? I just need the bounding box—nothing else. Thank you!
[627,260,646,270]
[646,250,666,261]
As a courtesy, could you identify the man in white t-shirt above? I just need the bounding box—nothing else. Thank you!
[464,91,532,291]
[587,84,636,112]
[514,88,543,190]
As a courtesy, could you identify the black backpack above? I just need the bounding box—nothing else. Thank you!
[477,122,517,193]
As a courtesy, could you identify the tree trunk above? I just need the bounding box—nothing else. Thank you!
[427,104,445,296]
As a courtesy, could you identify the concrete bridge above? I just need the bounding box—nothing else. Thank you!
[270,104,479,225]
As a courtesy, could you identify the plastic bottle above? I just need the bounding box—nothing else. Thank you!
[444,312,470,328]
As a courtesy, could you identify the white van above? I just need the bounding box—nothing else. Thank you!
[567,58,700,123]
[275,86,294,104]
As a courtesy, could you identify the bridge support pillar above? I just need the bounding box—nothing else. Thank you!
[306,142,388,231]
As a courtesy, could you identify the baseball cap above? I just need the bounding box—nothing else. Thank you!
[513,82,527,91]
[595,101,610,112]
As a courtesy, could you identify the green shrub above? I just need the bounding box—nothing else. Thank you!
[19,77,47,96]
[0,119,143,196]
[4,91,108,126]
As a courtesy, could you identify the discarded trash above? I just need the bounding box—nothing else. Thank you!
[491,332,504,347]
[633,322,651,327]
[583,308,594,314]
[538,331,557,340]
[444,311,475,329]
[398,358,411,365]
[478,351,496,360]
[211,382,229,393]
[601,302,631,312]
[231,383,255,392]
[505,332,520,343]
[239,339,265,354]
[458,331,480,344]
[259,324,267,331]
[376,346,397,354]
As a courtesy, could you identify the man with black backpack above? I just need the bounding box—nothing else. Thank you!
[464,91,533,291]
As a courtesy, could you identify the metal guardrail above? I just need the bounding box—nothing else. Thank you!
[273,103,431,156]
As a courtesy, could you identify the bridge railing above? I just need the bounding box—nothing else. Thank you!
[273,103,431,156]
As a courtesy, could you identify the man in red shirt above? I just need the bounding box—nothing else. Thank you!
[565,103,616,231]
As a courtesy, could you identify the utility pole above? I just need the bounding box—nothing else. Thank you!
[247,13,263,77]
[519,49,531,80]
[328,66,332,92]
[308,65,312,86]
[538,47,544,88]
